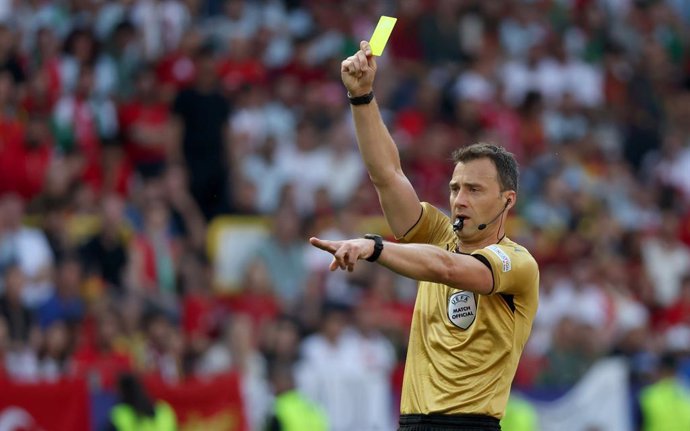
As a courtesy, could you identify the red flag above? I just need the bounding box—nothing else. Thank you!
[0,377,90,431]
[145,372,247,431]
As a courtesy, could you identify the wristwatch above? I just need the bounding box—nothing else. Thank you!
[364,234,384,262]
[348,91,374,105]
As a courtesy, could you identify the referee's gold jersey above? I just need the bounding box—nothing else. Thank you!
[397,202,539,419]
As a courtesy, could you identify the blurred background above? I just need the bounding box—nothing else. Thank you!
[0,0,689,430]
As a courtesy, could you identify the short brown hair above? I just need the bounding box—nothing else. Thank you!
[452,143,519,192]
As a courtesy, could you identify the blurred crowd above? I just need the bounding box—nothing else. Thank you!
[1,0,690,429]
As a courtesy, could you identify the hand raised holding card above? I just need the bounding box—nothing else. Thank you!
[341,40,377,98]
[341,16,397,98]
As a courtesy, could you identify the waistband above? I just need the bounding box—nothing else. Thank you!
[400,414,500,428]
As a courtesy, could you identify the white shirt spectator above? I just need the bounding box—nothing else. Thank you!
[202,0,261,51]
[530,275,577,355]
[297,328,396,431]
[642,236,690,307]
[499,17,546,60]
[59,55,119,98]
[241,144,291,214]
[1,227,54,308]
[324,150,364,207]
[502,57,602,107]
[453,70,495,103]
[276,145,332,214]
[132,0,190,60]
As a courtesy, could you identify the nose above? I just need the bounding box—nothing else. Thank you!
[452,189,469,210]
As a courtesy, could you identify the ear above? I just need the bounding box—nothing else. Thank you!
[504,192,516,209]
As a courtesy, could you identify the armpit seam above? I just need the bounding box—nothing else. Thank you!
[398,205,424,240]
[471,253,495,294]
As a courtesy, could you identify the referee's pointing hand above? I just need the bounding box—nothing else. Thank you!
[341,41,377,98]
[310,237,375,272]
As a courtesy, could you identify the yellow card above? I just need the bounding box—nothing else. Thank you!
[369,16,397,56]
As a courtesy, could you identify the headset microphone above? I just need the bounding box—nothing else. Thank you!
[455,199,511,232]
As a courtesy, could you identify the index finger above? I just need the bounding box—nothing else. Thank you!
[360,40,372,56]
[309,237,338,254]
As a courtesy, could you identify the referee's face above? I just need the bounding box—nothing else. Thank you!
[449,158,504,239]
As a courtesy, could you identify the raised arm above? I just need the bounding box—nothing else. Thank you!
[342,41,422,238]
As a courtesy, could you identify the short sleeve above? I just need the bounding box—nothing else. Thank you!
[396,202,455,246]
[472,243,538,295]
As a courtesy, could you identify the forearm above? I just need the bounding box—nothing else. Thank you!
[376,242,493,294]
[351,99,403,185]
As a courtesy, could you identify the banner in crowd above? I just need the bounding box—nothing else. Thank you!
[145,373,247,431]
[529,358,632,431]
[0,377,90,431]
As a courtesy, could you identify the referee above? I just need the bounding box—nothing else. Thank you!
[309,41,539,431]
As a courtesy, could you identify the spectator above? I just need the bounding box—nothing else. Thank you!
[53,64,119,193]
[642,212,690,307]
[661,274,690,328]
[36,320,73,380]
[254,205,307,306]
[101,21,142,100]
[14,114,55,202]
[0,264,39,346]
[170,47,232,219]
[0,194,54,308]
[501,393,539,431]
[241,136,291,214]
[536,315,600,389]
[106,372,177,431]
[0,71,29,198]
[296,302,381,431]
[118,65,171,177]
[131,0,190,61]
[161,164,208,253]
[278,120,332,213]
[37,254,86,329]
[197,314,272,430]
[0,23,26,86]
[23,27,61,115]
[141,311,182,382]
[79,195,130,295]
[639,352,690,431]
[60,28,115,98]
[225,258,281,332]
[262,316,302,369]
[265,361,328,431]
[351,300,397,431]
[127,198,180,303]
[0,1,689,428]
[73,304,132,389]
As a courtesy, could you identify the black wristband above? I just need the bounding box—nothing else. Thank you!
[364,234,384,262]
[348,91,374,105]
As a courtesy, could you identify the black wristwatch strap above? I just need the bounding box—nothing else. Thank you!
[348,91,374,105]
[364,234,384,262]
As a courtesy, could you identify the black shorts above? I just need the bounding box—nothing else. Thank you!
[399,414,501,431]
